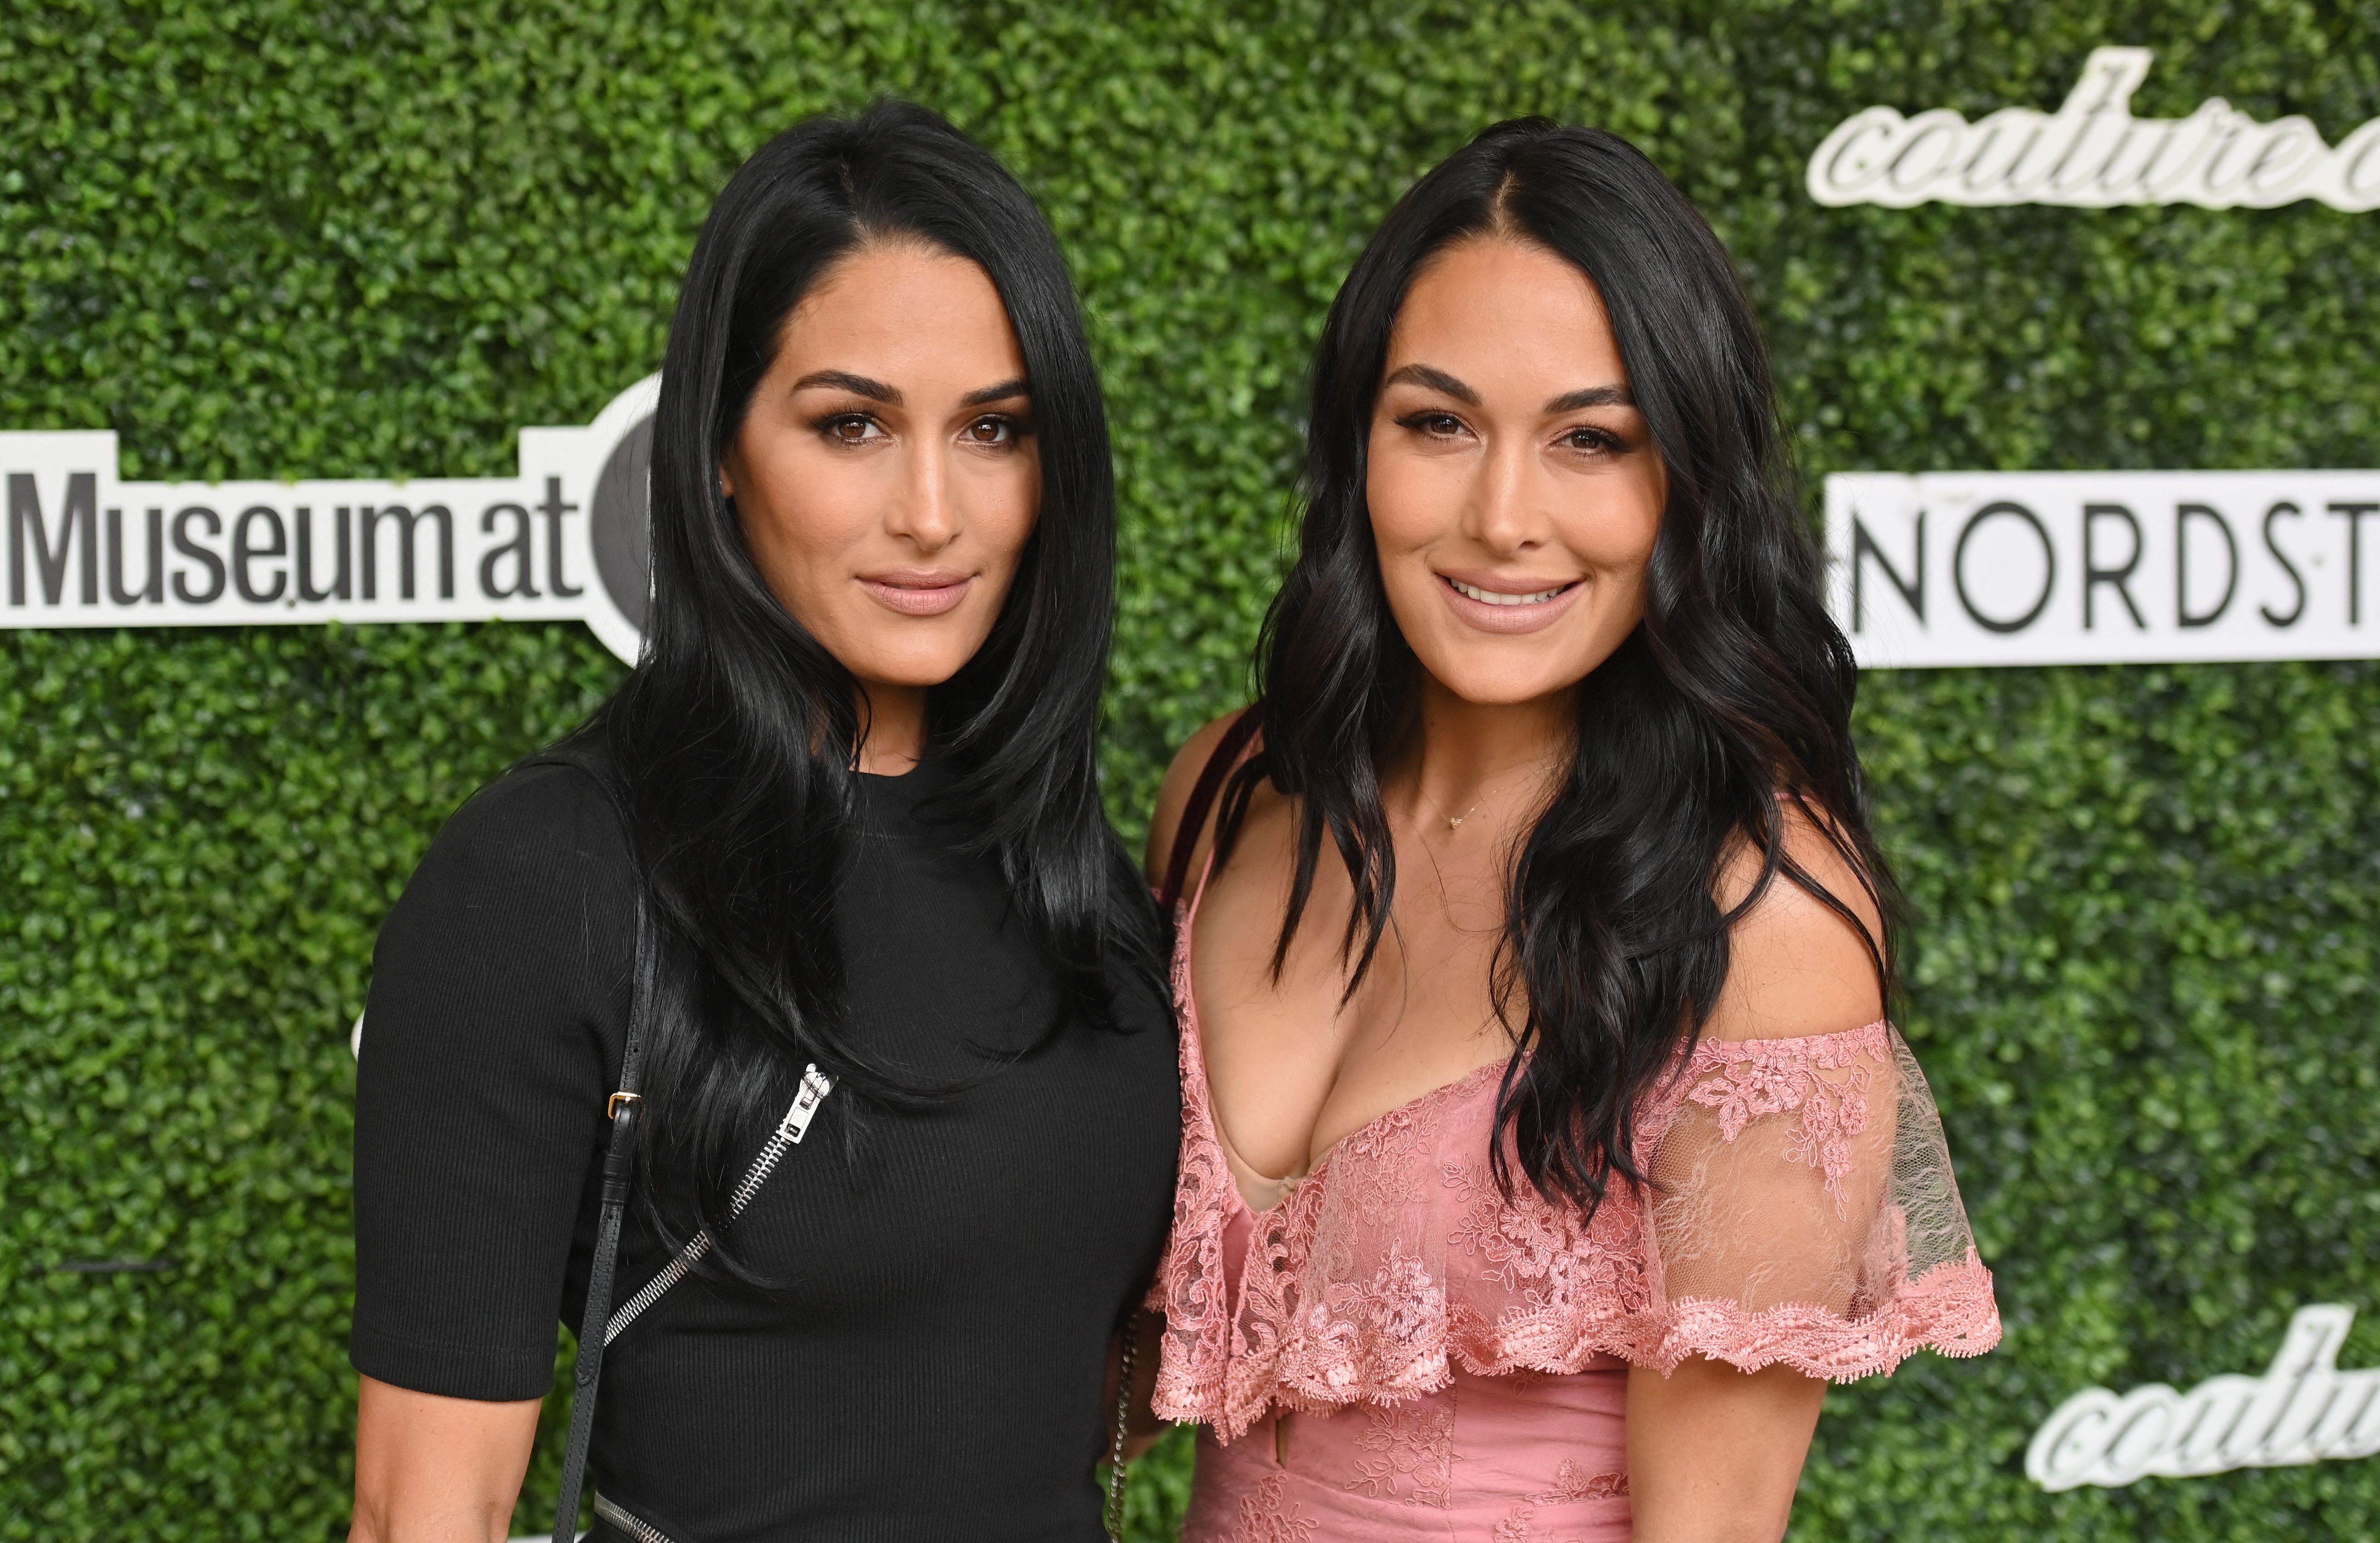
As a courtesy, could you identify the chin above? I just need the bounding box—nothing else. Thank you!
[825,621,981,688]
[1422,661,1585,708]
[857,637,989,686]
[856,660,972,690]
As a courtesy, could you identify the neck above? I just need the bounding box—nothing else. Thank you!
[854,681,929,776]
[1393,673,1574,828]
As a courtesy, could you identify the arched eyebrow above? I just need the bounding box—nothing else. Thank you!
[791,369,900,403]
[1384,364,1633,414]
[785,371,1028,409]
[1382,362,1479,404]
[1545,384,1633,412]
[960,377,1031,407]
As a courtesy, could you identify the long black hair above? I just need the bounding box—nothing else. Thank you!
[1219,117,1898,1214]
[600,99,1160,1255]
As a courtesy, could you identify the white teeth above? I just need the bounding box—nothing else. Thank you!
[1449,577,1567,606]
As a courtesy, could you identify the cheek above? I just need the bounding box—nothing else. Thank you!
[1363,443,1464,634]
[734,444,878,602]
[1363,482,1435,609]
[967,451,1043,572]
[1000,455,1044,543]
[1362,432,1448,554]
[1622,462,1667,564]
[1566,471,1664,580]
[744,482,867,571]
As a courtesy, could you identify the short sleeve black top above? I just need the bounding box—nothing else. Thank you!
[351,748,1180,1543]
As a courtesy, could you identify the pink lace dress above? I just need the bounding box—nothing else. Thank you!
[1147,884,2001,1541]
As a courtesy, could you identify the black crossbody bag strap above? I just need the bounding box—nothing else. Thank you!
[524,749,655,1543]
[1156,704,1264,916]
[554,882,650,1541]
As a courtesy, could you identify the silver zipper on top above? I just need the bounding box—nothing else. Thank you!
[593,1492,679,1543]
[603,1063,833,1346]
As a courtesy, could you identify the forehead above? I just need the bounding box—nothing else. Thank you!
[1385,237,1623,379]
[780,243,1021,362]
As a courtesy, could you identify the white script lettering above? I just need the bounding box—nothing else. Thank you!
[2026,1304,2380,1490]
[1808,48,2380,211]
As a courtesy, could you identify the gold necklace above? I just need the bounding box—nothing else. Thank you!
[1440,798,1481,831]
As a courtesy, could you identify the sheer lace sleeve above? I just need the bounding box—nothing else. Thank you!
[1148,989,1998,1438]
[1633,1021,1999,1379]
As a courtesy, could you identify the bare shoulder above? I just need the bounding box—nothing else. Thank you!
[1706,800,1888,1043]
[1142,709,1259,885]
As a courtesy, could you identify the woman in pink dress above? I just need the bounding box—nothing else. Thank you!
[1139,119,2000,1541]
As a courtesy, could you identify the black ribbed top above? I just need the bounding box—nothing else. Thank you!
[351,749,1179,1542]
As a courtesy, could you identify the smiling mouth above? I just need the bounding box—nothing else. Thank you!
[1444,576,1577,606]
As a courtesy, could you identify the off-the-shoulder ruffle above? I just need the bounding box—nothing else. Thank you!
[1148,964,2002,1440]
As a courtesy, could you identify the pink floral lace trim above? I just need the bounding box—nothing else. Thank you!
[1490,1460,1631,1543]
[1346,1398,1455,1507]
[1533,1459,1629,1502]
[1673,1020,1887,1217]
[1231,1472,1316,1543]
[1149,900,2003,1440]
[1641,1250,2000,1377]
[1142,866,1999,1438]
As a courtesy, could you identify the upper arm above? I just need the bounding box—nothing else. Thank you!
[352,766,626,1401]
[1141,709,1253,887]
[351,1375,541,1543]
[1626,1358,1822,1543]
[1632,810,1888,1539]
[1705,803,1885,1043]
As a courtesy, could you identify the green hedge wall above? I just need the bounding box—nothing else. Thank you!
[3,2,2376,1538]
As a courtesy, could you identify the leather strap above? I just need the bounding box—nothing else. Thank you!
[525,746,654,1543]
[1157,706,1263,916]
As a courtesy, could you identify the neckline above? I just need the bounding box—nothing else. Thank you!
[1172,848,1898,1220]
[856,749,942,787]
[854,750,960,832]
[1176,847,1509,1218]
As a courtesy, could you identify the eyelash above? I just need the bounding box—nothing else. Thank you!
[817,412,884,444]
[1395,411,1628,456]
[1560,425,1626,455]
[813,413,1029,446]
[962,414,1026,447]
[1398,410,1468,439]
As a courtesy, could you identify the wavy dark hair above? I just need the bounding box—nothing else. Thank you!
[1217,118,1899,1213]
[598,100,1161,1257]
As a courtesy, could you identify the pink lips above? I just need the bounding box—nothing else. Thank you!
[860,570,973,616]
[1436,572,1584,635]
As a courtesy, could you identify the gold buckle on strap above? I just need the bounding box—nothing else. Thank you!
[606,1091,643,1120]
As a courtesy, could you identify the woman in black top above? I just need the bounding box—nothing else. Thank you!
[349,102,1177,1543]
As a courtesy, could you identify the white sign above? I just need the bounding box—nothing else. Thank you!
[0,376,659,665]
[2027,1304,2380,1490]
[1826,469,2380,667]
[1807,47,2380,211]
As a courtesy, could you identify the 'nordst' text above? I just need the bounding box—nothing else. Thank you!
[0,376,659,665]
[1807,47,2380,211]
[1826,470,2380,668]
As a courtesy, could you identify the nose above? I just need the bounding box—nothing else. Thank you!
[886,436,960,553]
[1463,437,1546,558]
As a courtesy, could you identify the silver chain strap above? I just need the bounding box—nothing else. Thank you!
[1104,1315,1140,1541]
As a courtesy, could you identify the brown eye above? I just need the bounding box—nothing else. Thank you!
[823,414,883,445]
[1562,426,1621,454]
[964,416,1013,446]
[1395,410,1467,438]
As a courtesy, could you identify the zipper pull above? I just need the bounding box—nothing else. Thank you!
[784,1063,834,1144]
